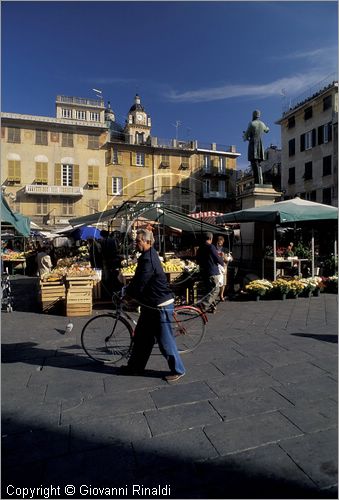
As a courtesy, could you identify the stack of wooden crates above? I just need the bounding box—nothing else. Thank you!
[65,276,93,317]
[39,280,66,313]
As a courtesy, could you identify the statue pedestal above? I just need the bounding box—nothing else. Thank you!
[240,184,281,209]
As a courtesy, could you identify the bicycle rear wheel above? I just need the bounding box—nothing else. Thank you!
[173,306,206,354]
[81,314,133,364]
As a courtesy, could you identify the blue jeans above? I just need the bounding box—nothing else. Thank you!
[128,303,185,375]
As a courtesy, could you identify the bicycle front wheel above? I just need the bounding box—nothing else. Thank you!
[81,314,133,364]
[173,306,206,354]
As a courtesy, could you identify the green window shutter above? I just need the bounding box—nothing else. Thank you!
[14,161,21,181]
[88,165,94,183]
[145,154,151,167]
[42,163,48,183]
[8,160,15,180]
[55,163,61,185]
[117,152,123,164]
[36,162,42,182]
[73,164,80,186]
[107,176,113,195]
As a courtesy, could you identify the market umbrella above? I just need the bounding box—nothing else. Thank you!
[1,194,31,237]
[216,198,338,279]
[216,197,338,224]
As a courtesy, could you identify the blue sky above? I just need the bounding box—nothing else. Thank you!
[2,1,338,169]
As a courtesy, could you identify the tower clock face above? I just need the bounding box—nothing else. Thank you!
[136,113,143,122]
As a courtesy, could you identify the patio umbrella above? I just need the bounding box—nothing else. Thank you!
[216,198,338,279]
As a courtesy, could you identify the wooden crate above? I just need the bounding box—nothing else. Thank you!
[66,303,92,317]
[39,280,65,313]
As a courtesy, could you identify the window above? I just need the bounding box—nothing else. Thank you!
[304,106,312,120]
[7,160,21,183]
[180,178,190,194]
[136,152,145,166]
[62,164,73,186]
[62,108,72,118]
[203,179,210,193]
[288,116,295,129]
[112,177,123,195]
[218,180,226,193]
[323,155,332,176]
[88,199,99,214]
[62,132,74,147]
[322,187,332,205]
[88,165,99,187]
[161,155,170,168]
[75,110,86,120]
[36,196,49,215]
[310,190,317,202]
[203,155,211,172]
[304,161,312,181]
[180,157,189,169]
[318,123,332,145]
[161,178,171,194]
[135,132,144,144]
[89,112,99,121]
[323,95,332,111]
[301,129,316,151]
[8,128,21,143]
[35,162,48,184]
[35,129,48,145]
[62,198,74,216]
[288,138,295,157]
[218,157,226,174]
[88,135,99,149]
[288,167,295,184]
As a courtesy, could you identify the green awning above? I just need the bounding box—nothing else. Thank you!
[71,202,230,235]
[1,194,31,237]
[217,197,338,224]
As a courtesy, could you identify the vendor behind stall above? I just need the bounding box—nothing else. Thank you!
[37,246,53,277]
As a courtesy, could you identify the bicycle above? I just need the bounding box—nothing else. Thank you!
[81,292,208,364]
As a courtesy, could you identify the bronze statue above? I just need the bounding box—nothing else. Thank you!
[243,110,269,184]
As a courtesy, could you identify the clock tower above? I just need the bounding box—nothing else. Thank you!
[124,94,152,144]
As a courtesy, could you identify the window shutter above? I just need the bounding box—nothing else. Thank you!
[318,126,323,145]
[312,129,316,147]
[93,165,99,184]
[300,134,305,152]
[54,163,61,185]
[8,160,15,180]
[107,176,113,195]
[42,163,48,183]
[36,162,42,182]
[117,152,123,164]
[14,161,21,181]
[122,177,127,195]
[73,164,80,186]
[136,178,145,196]
[328,123,332,142]
[88,165,94,184]
[131,152,136,166]
[145,154,151,167]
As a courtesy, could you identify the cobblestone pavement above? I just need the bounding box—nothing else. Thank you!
[1,277,338,499]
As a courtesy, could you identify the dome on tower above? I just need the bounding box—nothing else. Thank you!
[129,94,145,113]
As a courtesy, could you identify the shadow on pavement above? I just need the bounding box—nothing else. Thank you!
[291,333,338,344]
[2,417,336,499]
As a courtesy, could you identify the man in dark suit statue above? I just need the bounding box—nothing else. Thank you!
[243,109,269,184]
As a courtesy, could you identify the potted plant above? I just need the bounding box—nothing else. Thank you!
[271,278,291,299]
[322,275,338,294]
[245,279,273,300]
[288,279,305,298]
[299,277,320,297]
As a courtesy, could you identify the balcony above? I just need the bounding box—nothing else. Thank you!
[25,185,83,196]
[201,166,227,176]
[202,191,227,199]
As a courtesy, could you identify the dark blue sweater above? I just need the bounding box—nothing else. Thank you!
[126,247,173,307]
[196,242,224,278]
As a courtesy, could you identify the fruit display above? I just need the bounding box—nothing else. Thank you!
[161,259,185,273]
[1,251,25,261]
[41,259,95,282]
[120,263,138,276]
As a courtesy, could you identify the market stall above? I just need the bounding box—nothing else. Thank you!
[217,197,338,281]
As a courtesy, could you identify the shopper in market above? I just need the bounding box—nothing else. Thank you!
[196,232,225,313]
[215,235,232,302]
[37,246,53,277]
[121,229,185,382]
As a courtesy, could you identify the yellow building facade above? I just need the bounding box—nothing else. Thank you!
[1,94,240,228]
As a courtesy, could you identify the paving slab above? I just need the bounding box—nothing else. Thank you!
[279,428,338,489]
[145,400,222,436]
[149,380,217,408]
[204,411,303,455]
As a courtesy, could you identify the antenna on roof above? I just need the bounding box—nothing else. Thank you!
[172,120,181,141]
[92,88,103,100]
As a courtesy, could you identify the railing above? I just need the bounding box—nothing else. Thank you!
[56,95,105,107]
[282,74,338,114]
[202,191,227,199]
[25,185,83,196]
[197,142,236,153]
